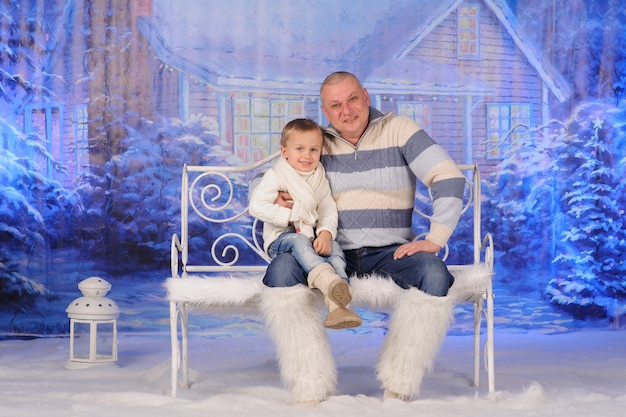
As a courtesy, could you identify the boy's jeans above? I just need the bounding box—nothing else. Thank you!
[267,232,348,280]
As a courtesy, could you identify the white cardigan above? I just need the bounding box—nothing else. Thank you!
[249,165,338,253]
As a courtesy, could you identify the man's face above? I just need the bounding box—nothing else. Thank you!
[320,77,371,145]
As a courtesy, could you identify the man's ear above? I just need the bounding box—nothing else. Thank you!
[363,88,371,106]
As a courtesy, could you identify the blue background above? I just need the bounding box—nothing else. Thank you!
[1,0,624,337]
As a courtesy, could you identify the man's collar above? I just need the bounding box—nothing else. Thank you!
[368,106,384,123]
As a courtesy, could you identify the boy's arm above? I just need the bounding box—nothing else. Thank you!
[251,172,293,209]
[248,170,292,227]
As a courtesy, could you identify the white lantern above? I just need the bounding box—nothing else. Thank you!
[65,277,120,369]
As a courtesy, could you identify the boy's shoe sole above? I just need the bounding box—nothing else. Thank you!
[327,279,352,307]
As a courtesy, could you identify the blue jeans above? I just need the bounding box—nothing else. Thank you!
[263,244,453,297]
[267,232,348,279]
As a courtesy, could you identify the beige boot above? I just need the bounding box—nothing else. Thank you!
[324,297,362,329]
[308,264,362,329]
[308,263,352,307]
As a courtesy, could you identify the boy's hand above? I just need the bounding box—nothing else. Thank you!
[313,230,332,255]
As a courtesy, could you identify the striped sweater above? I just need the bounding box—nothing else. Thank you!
[321,107,466,250]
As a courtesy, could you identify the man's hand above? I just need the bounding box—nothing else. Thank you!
[393,240,441,260]
[313,230,332,255]
[274,191,294,208]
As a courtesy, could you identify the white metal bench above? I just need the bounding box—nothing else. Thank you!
[165,152,495,397]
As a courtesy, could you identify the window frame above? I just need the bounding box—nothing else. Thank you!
[486,103,532,159]
[24,102,64,180]
[74,104,89,176]
[396,100,432,136]
[232,96,305,163]
[457,4,480,60]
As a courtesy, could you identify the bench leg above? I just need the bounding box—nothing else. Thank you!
[169,300,179,396]
[473,298,482,388]
[486,285,495,393]
[180,302,190,389]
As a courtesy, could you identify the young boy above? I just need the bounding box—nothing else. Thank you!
[249,118,361,329]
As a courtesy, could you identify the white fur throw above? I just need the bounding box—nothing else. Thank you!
[164,263,492,310]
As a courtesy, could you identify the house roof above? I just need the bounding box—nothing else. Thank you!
[394,0,571,101]
[142,0,569,100]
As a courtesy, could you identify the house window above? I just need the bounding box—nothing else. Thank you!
[74,104,89,176]
[458,4,480,59]
[486,103,531,159]
[233,96,305,163]
[397,102,432,135]
[24,103,64,181]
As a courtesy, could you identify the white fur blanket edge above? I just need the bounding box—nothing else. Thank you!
[164,263,492,310]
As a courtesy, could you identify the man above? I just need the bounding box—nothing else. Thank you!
[259,71,466,405]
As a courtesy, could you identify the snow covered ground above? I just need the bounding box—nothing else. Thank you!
[1,263,624,416]
[1,318,624,416]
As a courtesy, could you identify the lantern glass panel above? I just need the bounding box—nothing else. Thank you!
[96,322,115,359]
[72,321,91,360]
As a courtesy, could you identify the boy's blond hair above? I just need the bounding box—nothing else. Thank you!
[281,118,323,148]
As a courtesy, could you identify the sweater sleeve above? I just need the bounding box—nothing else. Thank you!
[423,160,466,247]
[248,170,292,227]
[401,123,466,248]
[313,179,338,239]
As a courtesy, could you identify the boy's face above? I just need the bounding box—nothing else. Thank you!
[280,129,323,172]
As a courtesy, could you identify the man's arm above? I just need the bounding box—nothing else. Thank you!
[399,119,466,249]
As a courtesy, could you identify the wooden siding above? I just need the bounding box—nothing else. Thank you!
[432,100,466,163]
[404,5,544,172]
[52,2,91,188]
[152,65,181,118]
[188,81,220,120]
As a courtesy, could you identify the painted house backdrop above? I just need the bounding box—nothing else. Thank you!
[1,0,624,335]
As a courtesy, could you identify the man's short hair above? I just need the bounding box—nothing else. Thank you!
[319,71,364,96]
